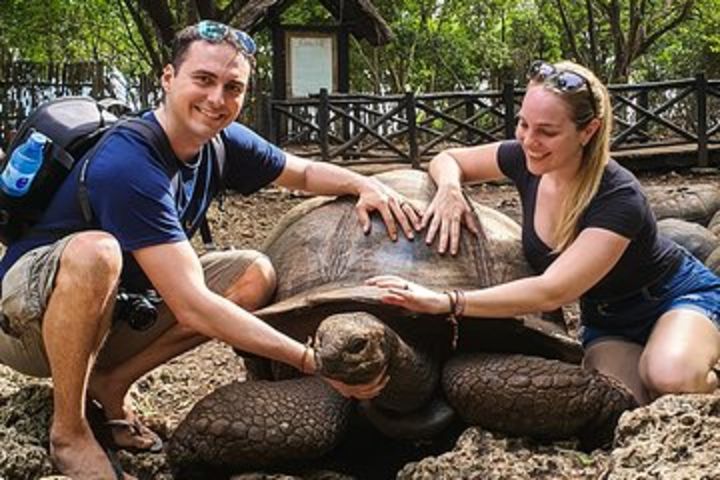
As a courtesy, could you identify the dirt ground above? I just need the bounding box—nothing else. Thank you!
[1,165,719,479]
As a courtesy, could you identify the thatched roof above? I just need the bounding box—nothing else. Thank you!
[235,0,393,46]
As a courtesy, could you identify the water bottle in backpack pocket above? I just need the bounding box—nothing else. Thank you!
[0,131,49,197]
[0,97,120,245]
[0,96,222,247]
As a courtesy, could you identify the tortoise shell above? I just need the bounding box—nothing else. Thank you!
[256,169,582,364]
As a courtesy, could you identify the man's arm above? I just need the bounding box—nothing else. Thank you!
[133,240,387,398]
[273,153,421,240]
[134,240,306,367]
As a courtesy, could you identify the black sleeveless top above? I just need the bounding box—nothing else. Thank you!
[496,140,681,302]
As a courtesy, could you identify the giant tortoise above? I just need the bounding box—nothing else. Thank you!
[167,169,636,476]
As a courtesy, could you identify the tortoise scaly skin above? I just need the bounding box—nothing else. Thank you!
[168,170,637,475]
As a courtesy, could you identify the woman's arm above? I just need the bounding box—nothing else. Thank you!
[429,143,506,185]
[368,227,630,317]
[424,143,506,255]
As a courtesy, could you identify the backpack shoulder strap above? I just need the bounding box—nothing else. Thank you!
[198,132,227,250]
[77,118,176,224]
[209,131,227,179]
[123,118,177,162]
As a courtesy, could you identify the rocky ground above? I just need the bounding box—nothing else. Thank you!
[1,165,719,480]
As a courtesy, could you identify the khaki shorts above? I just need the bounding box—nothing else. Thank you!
[0,234,265,377]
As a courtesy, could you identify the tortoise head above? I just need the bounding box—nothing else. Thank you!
[314,312,392,385]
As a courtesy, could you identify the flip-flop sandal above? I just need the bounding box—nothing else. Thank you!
[106,418,164,454]
[105,448,127,480]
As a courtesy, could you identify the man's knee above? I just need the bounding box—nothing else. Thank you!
[225,254,276,311]
[57,232,122,289]
[240,255,277,310]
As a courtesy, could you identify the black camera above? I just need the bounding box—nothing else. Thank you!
[114,289,162,331]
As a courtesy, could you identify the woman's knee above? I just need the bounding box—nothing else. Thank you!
[57,232,122,288]
[640,311,720,395]
[639,349,714,395]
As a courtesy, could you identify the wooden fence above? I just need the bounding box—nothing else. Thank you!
[2,60,719,168]
[0,59,268,150]
[0,59,158,148]
[265,73,720,168]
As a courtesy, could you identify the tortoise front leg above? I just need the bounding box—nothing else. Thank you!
[442,353,637,448]
[167,377,352,476]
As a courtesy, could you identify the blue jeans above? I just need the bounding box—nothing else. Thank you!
[579,250,720,348]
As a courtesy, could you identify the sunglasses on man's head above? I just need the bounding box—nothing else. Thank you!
[196,20,257,57]
[528,60,596,116]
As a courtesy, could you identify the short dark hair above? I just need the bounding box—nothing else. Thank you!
[170,24,256,72]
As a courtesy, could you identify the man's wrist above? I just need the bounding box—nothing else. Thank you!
[436,180,462,191]
[299,343,316,374]
[356,176,382,196]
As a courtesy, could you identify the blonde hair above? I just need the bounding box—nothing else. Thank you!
[535,61,612,252]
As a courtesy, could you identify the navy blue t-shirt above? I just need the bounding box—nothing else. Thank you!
[0,113,286,290]
[496,140,680,301]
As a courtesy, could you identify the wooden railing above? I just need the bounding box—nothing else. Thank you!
[0,59,158,149]
[265,74,720,167]
[2,64,719,168]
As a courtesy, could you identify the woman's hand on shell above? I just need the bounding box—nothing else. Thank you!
[421,184,480,255]
[366,275,449,315]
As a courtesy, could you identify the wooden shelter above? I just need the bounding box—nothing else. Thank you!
[234,0,393,100]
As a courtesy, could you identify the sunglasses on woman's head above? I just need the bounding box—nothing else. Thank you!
[196,20,257,57]
[528,60,597,116]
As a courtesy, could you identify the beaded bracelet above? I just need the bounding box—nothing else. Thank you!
[443,290,462,350]
[300,336,314,374]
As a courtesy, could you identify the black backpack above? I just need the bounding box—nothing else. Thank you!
[0,97,117,244]
[0,96,224,247]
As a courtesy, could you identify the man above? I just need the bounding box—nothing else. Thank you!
[0,21,418,479]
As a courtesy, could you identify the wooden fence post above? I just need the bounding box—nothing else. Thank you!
[342,101,352,143]
[269,98,279,144]
[503,79,515,139]
[637,89,649,142]
[695,72,708,168]
[405,91,419,169]
[258,92,270,141]
[465,98,476,144]
[318,88,330,162]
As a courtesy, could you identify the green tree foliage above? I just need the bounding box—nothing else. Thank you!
[639,0,720,80]
[120,0,273,73]
[0,0,148,75]
[538,0,696,82]
[348,0,524,92]
[0,0,718,93]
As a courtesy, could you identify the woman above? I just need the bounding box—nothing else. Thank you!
[368,60,720,405]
